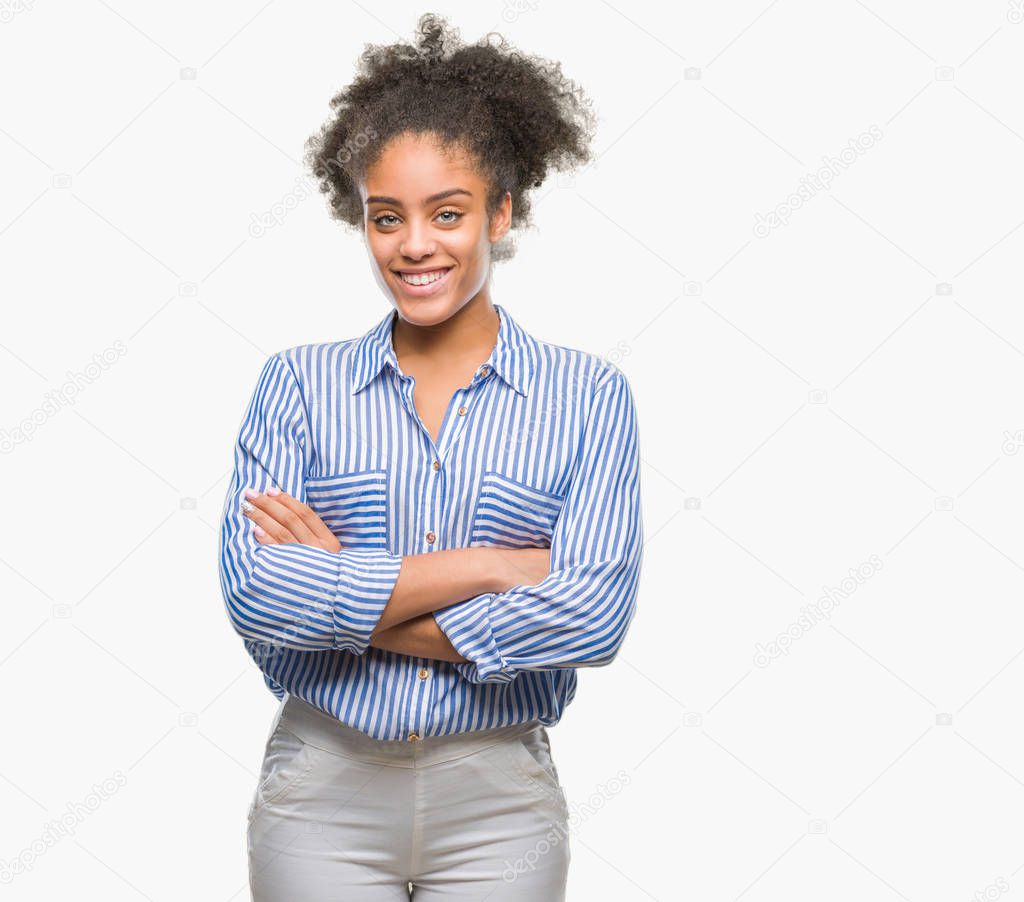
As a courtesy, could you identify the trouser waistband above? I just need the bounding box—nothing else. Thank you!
[276,694,543,768]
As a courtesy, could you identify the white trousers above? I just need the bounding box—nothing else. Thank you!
[247,695,572,900]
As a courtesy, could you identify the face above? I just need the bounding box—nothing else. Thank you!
[359,131,511,326]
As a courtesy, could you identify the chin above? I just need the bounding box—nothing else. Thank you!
[391,295,462,325]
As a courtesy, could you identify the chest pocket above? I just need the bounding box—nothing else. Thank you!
[303,469,388,549]
[470,470,566,549]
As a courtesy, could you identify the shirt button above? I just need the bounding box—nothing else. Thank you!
[425,531,436,543]
[432,459,440,471]
[418,667,429,679]
[408,731,420,741]
[457,406,467,416]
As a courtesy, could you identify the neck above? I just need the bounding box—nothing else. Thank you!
[392,293,499,368]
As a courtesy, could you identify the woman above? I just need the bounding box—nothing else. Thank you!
[218,14,644,900]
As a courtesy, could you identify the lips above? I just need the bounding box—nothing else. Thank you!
[393,266,453,296]
[395,266,451,281]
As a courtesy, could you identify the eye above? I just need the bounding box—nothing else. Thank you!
[371,209,464,228]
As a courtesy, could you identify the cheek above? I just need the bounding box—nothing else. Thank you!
[365,233,393,265]
[456,226,492,266]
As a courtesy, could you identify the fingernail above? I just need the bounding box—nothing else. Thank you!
[254,525,266,537]
[244,488,260,500]
[240,499,254,514]
[266,486,281,496]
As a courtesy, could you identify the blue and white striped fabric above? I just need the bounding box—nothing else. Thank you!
[218,303,643,740]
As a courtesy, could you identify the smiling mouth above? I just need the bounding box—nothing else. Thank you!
[394,267,453,286]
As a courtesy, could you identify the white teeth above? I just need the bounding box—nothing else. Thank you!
[399,268,449,285]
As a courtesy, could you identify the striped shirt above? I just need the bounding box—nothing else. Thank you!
[218,302,643,741]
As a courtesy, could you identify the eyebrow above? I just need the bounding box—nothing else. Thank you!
[364,188,473,207]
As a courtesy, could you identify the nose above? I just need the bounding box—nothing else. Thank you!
[399,221,435,259]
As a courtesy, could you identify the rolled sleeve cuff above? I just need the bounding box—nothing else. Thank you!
[333,550,404,655]
[433,594,518,684]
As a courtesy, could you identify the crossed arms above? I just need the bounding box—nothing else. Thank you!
[218,352,642,684]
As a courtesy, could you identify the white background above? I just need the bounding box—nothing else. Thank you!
[3,1,1024,900]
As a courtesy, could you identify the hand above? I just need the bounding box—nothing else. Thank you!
[240,486,341,553]
[495,546,552,592]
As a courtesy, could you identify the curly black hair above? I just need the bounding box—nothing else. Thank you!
[303,12,598,263]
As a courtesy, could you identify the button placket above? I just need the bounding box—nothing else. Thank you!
[407,669,428,742]
[425,442,439,548]
[393,367,453,743]
[403,370,437,743]
[442,382,480,459]
[417,444,444,737]
[413,659,433,736]
[407,366,488,742]
[407,656,425,740]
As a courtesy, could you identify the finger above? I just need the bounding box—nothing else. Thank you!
[265,488,340,549]
[243,489,318,545]
[252,524,281,545]
[242,496,298,544]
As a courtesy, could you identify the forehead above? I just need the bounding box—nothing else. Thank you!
[362,133,483,202]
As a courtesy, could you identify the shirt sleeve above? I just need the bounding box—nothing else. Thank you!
[433,366,643,684]
[218,352,404,656]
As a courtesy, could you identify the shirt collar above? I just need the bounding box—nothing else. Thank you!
[350,302,537,397]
